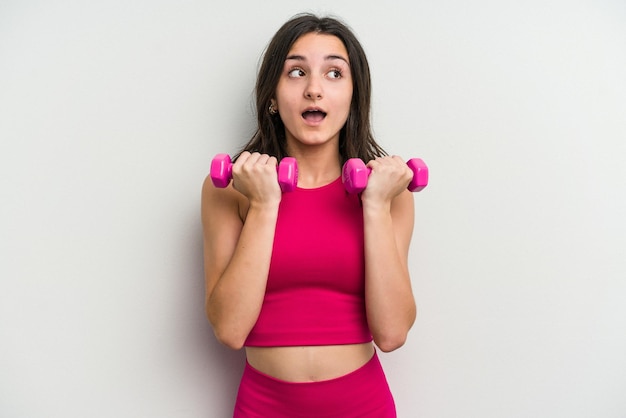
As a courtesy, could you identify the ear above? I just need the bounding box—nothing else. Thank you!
[269,99,278,115]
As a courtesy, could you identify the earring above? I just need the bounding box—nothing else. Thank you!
[269,102,278,115]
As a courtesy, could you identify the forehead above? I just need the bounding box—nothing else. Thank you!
[287,33,349,62]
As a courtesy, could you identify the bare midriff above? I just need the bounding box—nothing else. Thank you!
[245,342,375,383]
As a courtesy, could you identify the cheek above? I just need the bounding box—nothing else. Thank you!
[274,83,294,108]
[276,90,299,112]
[340,90,354,117]
[342,84,354,107]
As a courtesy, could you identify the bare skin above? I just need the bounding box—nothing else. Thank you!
[201,33,416,383]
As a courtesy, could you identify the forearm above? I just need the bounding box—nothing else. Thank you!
[363,200,416,352]
[207,204,278,349]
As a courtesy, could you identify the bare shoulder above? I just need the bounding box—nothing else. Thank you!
[201,175,248,224]
[201,175,250,261]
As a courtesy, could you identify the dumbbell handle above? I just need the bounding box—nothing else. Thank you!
[342,158,429,194]
[210,153,298,192]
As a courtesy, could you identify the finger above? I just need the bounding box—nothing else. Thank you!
[255,153,271,165]
[365,157,381,169]
[240,152,264,170]
[390,155,405,166]
[237,151,251,164]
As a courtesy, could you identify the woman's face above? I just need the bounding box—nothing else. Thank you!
[273,33,353,151]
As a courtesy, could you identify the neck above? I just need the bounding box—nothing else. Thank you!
[287,143,342,188]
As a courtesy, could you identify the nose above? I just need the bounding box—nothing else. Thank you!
[304,76,323,100]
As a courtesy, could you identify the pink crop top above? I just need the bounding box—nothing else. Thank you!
[244,177,373,347]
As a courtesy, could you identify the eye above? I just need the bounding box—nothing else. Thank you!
[327,69,343,79]
[288,68,305,78]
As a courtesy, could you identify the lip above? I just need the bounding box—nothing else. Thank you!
[301,106,327,126]
[302,106,326,113]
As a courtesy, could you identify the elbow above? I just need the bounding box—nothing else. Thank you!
[212,326,246,350]
[374,332,408,353]
[205,304,247,350]
[372,308,416,353]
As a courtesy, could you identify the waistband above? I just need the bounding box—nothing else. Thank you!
[234,351,396,417]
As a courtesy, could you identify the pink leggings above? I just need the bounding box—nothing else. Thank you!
[233,351,396,418]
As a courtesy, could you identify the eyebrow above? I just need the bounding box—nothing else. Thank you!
[285,54,350,65]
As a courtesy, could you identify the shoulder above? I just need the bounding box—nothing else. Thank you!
[201,175,248,224]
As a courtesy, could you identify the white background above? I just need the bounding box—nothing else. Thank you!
[1,1,625,417]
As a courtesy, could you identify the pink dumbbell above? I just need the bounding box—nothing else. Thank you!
[342,158,429,194]
[210,153,298,192]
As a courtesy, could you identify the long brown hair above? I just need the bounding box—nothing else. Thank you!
[238,13,387,164]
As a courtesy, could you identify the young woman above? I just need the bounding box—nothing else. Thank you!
[201,13,416,417]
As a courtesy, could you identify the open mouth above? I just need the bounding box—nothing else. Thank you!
[302,109,327,123]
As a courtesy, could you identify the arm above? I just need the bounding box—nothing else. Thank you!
[201,152,281,349]
[361,156,417,352]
